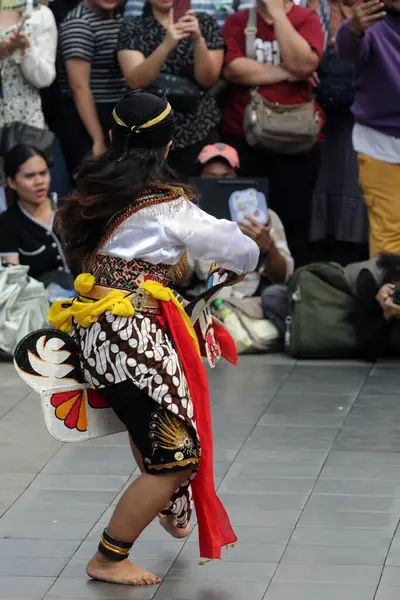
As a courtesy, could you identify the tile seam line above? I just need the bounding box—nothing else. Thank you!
[54,468,136,583]
[374,516,400,598]
[261,363,374,599]
[152,361,298,598]
[0,387,32,421]
[0,432,68,522]
[0,405,134,589]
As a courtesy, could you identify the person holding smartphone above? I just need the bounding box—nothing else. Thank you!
[353,255,400,360]
[178,143,293,342]
[336,0,400,259]
[117,0,225,177]
[0,2,57,204]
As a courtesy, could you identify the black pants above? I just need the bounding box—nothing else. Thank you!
[58,97,116,177]
[223,134,321,268]
[168,128,220,179]
[99,380,199,474]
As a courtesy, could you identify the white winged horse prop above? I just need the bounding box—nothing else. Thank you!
[14,266,233,442]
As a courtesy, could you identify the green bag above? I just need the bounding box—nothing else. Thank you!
[285,262,357,358]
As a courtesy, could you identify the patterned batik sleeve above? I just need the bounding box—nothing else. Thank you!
[117,18,141,52]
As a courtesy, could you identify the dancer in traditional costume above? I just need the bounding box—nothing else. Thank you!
[42,91,259,585]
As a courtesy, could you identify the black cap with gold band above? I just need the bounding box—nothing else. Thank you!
[111,90,174,160]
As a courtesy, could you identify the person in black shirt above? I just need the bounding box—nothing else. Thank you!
[0,145,70,283]
[58,0,127,175]
[118,1,225,177]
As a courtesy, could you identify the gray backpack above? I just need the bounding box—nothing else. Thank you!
[285,262,357,358]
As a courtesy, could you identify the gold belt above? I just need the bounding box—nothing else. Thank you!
[80,285,160,310]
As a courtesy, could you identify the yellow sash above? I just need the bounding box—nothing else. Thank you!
[48,275,200,357]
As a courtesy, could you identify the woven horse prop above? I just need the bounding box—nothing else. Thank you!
[14,265,234,442]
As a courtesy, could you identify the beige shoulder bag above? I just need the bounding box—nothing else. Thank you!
[243,8,321,155]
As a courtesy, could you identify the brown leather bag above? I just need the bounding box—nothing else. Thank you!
[243,8,321,155]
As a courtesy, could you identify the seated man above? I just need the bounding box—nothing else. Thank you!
[197,142,240,178]
[187,143,294,338]
[352,255,400,361]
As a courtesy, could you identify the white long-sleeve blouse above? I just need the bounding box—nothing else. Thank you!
[102,197,260,275]
[0,6,57,127]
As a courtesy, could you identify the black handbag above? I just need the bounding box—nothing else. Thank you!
[0,122,57,163]
[147,73,204,113]
[317,46,355,116]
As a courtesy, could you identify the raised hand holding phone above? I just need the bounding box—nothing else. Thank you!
[0,29,30,57]
[12,31,29,54]
[349,0,386,36]
[176,9,201,41]
[163,8,190,52]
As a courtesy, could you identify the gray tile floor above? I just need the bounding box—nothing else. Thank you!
[2,355,400,599]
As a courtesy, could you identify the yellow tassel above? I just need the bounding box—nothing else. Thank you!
[48,277,197,350]
[48,299,74,333]
[74,273,95,295]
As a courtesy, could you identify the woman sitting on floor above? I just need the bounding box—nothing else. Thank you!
[0,144,72,291]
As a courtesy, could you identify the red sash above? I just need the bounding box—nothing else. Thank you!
[160,300,237,559]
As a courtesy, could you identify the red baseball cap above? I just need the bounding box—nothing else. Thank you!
[197,143,240,169]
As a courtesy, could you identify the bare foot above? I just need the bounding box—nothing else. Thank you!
[87,552,160,586]
[159,514,190,539]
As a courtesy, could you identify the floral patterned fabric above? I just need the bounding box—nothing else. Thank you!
[0,22,45,130]
[0,9,53,186]
[73,253,199,528]
[75,311,196,428]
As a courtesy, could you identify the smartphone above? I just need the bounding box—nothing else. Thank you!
[173,0,190,23]
[392,288,400,306]
[228,188,269,226]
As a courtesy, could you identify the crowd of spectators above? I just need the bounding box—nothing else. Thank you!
[0,0,398,359]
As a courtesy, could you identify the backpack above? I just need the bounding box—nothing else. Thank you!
[285,262,357,358]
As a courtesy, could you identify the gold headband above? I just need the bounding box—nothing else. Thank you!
[112,103,172,133]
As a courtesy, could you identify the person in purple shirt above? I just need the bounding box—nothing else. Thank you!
[336,0,400,259]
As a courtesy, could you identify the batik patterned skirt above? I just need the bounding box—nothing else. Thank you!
[74,308,199,528]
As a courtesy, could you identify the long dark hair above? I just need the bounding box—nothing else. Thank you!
[56,144,192,273]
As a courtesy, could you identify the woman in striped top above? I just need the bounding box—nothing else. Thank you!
[58,0,127,175]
